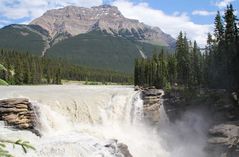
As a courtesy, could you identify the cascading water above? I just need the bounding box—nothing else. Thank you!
[0,86,167,157]
[0,85,208,157]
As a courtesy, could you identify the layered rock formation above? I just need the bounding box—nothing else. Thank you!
[0,98,39,135]
[30,5,175,47]
[140,87,164,125]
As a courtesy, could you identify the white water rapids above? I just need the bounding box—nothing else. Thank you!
[0,85,208,157]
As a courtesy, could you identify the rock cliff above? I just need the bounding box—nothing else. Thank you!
[139,87,164,125]
[0,98,40,136]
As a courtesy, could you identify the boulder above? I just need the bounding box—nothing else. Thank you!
[117,143,133,157]
[208,122,239,157]
[103,139,133,157]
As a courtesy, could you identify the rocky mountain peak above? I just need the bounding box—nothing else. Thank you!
[30,5,176,47]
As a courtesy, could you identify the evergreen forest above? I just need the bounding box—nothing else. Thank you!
[0,50,132,85]
[134,4,239,91]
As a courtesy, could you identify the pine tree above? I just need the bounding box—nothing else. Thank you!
[159,50,168,88]
[134,59,139,86]
[14,59,24,85]
[214,11,224,43]
[175,32,190,87]
[192,41,201,85]
[55,67,62,85]
[167,54,177,85]
[224,4,238,89]
[224,4,237,44]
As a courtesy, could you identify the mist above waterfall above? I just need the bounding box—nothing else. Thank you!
[0,85,209,157]
[158,105,210,157]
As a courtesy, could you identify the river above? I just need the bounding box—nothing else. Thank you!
[0,85,207,157]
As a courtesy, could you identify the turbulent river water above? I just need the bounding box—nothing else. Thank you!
[0,85,208,157]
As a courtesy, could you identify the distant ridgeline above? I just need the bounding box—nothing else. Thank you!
[135,4,239,91]
[0,49,132,85]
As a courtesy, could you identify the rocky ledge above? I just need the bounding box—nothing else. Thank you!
[136,86,164,125]
[0,98,40,136]
[208,122,239,157]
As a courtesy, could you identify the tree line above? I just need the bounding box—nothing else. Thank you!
[0,49,132,85]
[134,4,239,91]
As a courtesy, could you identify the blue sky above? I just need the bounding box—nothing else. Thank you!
[0,0,238,46]
[133,0,238,24]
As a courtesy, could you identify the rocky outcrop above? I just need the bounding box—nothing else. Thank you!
[232,92,239,105]
[104,139,133,157]
[30,5,175,47]
[141,87,164,125]
[0,98,40,135]
[208,122,239,157]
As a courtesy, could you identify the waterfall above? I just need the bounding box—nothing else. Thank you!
[0,85,209,157]
[0,85,170,157]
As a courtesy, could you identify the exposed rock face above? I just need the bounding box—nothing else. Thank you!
[208,122,239,157]
[104,139,133,157]
[163,89,239,157]
[0,98,39,135]
[30,5,175,47]
[142,87,164,125]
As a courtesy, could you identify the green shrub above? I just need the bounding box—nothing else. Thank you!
[0,139,35,157]
[0,79,8,85]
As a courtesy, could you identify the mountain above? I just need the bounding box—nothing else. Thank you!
[0,25,47,56]
[31,5,175,48]
[0,5,176,72]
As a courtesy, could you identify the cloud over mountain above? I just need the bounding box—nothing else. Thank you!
[0,0,215,46]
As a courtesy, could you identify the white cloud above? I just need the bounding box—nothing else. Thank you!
[192,10,217,16]
[112,0,213,47]
[0,0,103,20]
[215,0,235,8]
